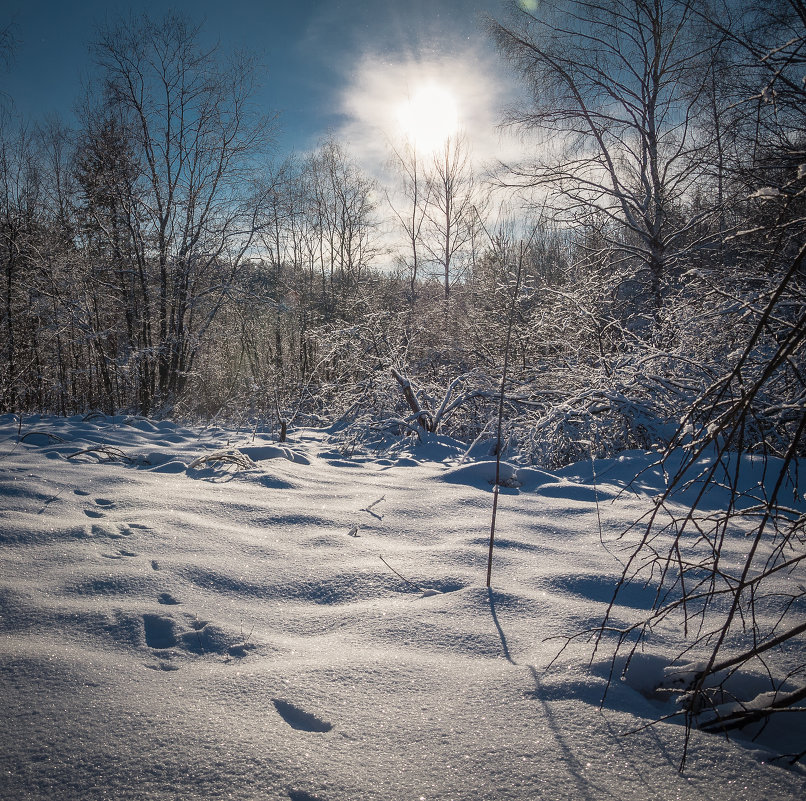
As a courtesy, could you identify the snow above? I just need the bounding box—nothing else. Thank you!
[749,186,782,199]
[1,413,804,800]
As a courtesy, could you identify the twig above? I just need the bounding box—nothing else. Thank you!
[67,445,146,464]
[379,555,423,593]
[360,495,386,520]
[488,237,529,588]
[20,430,66,444]
[187,449,256,470]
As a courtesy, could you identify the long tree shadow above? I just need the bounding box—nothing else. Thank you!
[487,589,596,799]
[487,587,516,665]
[486,588,698,801]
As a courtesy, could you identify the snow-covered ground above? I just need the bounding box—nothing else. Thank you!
[1,413,804,800]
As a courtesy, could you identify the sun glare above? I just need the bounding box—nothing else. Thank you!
[396,84,459,152]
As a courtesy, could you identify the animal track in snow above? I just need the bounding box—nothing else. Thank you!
[98,521,149,539]
[87,522,135,539]
[83,497,117,518]
[101,548,138,559]
[272,699,333,732]
[142,612,252,661]
[158,592,180,605]
[143,613,176,649]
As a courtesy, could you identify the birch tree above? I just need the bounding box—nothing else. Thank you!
[421,133,479,303]
[489,0,722,324]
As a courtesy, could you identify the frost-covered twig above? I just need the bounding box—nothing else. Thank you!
[67,445,148,464]
[360,496,386,521]
[20,430,66,444]
[187,449,256,470]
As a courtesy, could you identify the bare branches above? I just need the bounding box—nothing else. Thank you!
[66,444,148,464]
[86,10,276,412]
[187,449,256,470]
[489,0,725,319]
[586,235,806,764]
[483,0,806,768]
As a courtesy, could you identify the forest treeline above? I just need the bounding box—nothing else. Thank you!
[1,0,803,468]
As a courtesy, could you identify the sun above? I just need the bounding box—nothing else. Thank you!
[396,84,459,153]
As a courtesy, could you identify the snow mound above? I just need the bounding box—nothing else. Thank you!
[0,414,804,800]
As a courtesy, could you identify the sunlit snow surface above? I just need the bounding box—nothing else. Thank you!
[1,413,804,800]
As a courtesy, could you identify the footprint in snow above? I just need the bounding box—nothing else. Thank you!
[93,522,134,539]
[101,549,138,559]
[142,611,253,661]
[143,613,176,649]
[158,592,180,605]
[272,699,333,733]
[84,498,115,517]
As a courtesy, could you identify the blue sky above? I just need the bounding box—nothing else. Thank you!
[2,0,520,165]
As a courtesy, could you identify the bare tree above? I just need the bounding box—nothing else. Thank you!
[0,21,16,117]
[574,0,806,766]
[420,133,480,303]
[306,139,378,314]
[0,124,41,412]
[90,11,276,414]
[488,0,723,326]
[385,139,433,302]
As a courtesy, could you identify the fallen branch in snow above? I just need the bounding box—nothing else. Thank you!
[20,430,66,444]
[187,449,256,470]
[699,686,806,734]
[391,367,433,432]
[660,621,806,693]
[389,367,497,438]
[67,445,149,465]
